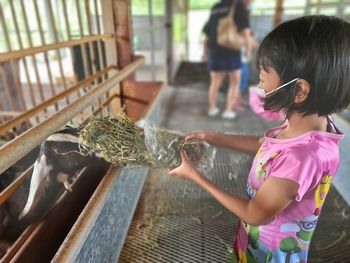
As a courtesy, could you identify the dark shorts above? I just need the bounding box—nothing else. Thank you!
[208,55,242,72]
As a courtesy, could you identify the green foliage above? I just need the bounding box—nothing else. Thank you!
[189,0,217,10]
[132,0,165,16]
[279,237,298,252]
[249,226,260,241]
[297,230,314,241]
[229,249,238,263]
[173,14,186,43]
[248,226,260,249]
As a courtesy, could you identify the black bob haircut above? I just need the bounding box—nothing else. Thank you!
[256,15,350,116]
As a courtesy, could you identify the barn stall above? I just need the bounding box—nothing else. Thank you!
[0,0,163,262]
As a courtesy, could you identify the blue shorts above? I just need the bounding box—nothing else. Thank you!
[208,55,242,72]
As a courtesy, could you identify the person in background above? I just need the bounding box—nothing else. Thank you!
[170,15,350,262]
[237,30,257,111]
[203,0,252,119]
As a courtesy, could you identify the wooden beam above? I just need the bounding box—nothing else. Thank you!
[273,0,284,28]
[0,34,114,63]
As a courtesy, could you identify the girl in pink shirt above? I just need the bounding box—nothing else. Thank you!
[169,15,350,262]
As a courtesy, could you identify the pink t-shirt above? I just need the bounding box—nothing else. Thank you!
[234,117,343,263]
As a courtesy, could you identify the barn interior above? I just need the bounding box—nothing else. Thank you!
[0,0,350,262]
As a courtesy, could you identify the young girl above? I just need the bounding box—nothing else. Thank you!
[169,15,350,262]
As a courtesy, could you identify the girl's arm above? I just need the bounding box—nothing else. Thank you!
[170,151,299,226]
[186,132,263,154]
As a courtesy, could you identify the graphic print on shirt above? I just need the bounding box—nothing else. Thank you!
[234,118,343,263]
[244,160,333,262]
[246,182,256,199]
[314,175,332,215]
[255,152,280,180]
[279,214,318,261]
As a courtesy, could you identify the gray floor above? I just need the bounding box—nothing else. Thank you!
[119,83,350,262]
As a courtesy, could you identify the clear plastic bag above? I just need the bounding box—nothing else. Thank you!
[139,120,217,172]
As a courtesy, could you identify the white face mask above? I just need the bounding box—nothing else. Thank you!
[265,78,300,96]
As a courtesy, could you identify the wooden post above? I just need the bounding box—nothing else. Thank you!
[102,0,135,114]
[273,0,284,28]
[165,0,173,83]
[102,0,120,114]
[114,0,135,74]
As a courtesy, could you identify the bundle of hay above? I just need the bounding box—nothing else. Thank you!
[78,112,153,166]
[78,111,215,169]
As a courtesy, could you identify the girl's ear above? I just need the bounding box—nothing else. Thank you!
[294,79,310,104]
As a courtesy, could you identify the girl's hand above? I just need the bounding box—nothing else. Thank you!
[169,151,203,182]
[184,131,207,142]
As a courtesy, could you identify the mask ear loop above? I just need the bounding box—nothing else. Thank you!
[265,78,300,96]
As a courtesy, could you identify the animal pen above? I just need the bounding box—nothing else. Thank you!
[0,0,163,261]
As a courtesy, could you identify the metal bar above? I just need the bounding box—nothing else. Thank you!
[85,0,99,113]
[94,0,103,42]
[8,2,27,112]
[94,0,108,113]
[0,65,16,111]
[61,0,82,99]
[93,0,107,74]
[85,0,92,35]
[0,3,11,51]
[29,53,46,110]
[80,93,118,125]
[75,0,93,93]
[0,56,144,175]
[76,90,149,125]
[76,0,86,39]
[148,0,156,81]
[0,10,19,121]
[10,60,26,112]
[76,0,91,78]
[32,0,50,107]
[47,0,70,105]
[0,164,34,206]
[21,0,58,111]
[62,0,72,39]
[14,0,39,115]
[0,34,114,63]
[1,224,39,261]
[89,92,149,120]
[87,0,104,116]
[0,66,115,136]
[0,103,5,123]
[22,57,39,123]
[165,0,173,82]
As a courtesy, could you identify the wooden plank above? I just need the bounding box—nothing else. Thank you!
[0,34,114,63]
